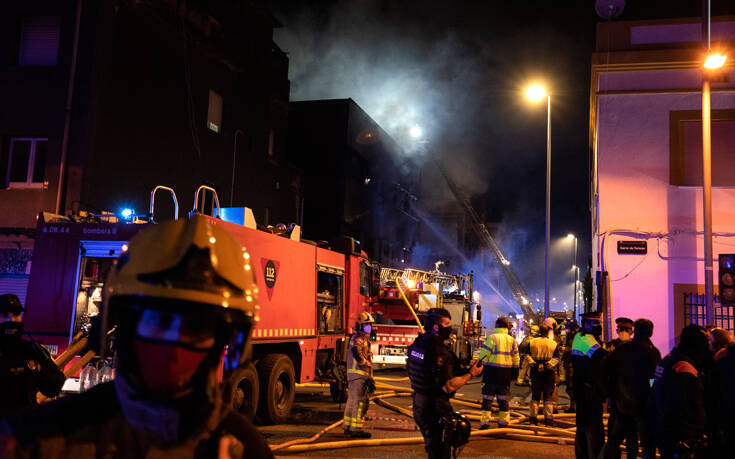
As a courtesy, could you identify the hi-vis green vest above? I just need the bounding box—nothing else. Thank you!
[572,333,601,358]
[478,328,520,368]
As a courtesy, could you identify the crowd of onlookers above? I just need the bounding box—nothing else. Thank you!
[513,315,735,458]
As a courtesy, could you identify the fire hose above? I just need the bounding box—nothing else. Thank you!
[269,381,619,455]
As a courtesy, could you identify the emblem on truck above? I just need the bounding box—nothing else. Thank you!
[260,259,280,300]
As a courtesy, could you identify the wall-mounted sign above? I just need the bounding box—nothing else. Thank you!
[617,240,647,255]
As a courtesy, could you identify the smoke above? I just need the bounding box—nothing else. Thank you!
[269,0,594,308]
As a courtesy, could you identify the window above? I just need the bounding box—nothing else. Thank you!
[670,110,735,186]
[6,138,47,188]
[267,128,275,157]
[18,16,61,66]
[207,90,222,133]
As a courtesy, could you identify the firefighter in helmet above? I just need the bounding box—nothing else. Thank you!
[343,311,375,438]
[1,215,273,458]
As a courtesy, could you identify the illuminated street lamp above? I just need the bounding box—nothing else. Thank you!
[409,125,423,139]
[526,83,551,318]
[701,0,728,323]
[567,233,578,319]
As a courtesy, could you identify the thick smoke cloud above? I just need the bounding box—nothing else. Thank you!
[269,0,595,314]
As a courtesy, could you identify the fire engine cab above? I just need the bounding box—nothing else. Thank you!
[23,186,379,424]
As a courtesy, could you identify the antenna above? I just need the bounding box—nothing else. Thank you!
[595,0,625,20]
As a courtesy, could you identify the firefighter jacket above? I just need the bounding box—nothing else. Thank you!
[346,331,372,380]
[651,350,707,451]
[0,329,66,418]
[0,379,274,459]
[603,337,661,417]
[407,333,462,397]
[478,328,520,387]
[571,333,607,404]
[528,335,559,370]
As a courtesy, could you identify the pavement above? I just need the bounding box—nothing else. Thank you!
[259,369,577,458]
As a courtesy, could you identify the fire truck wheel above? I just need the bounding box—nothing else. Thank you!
[256,354,295,424]
[232,363,259,421]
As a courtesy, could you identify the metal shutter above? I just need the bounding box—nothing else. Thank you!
[0,275,30,305]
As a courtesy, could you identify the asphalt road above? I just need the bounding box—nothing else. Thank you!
[260,368,576,458]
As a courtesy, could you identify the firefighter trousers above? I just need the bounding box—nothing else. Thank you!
[481,383,510,426]
[529,367,555,422]
[343,376,369,432]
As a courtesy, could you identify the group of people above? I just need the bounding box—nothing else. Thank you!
[405,307,735,459]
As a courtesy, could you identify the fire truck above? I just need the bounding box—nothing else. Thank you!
[23,186,379,424]
[370,267,482,366]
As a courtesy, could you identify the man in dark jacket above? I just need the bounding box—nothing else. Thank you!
[0,216,273,458]
[600,318,661,459]
[651,324,710,459]
[0,294,66,418]
[571,312,607,459]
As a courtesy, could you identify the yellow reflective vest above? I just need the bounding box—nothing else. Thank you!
[346,332,372,378]
[478,328,520,368]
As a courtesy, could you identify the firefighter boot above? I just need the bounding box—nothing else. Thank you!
[543,401,554,427]
[529,400,539,426]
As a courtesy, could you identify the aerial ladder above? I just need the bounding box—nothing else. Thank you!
[433,160,536,318]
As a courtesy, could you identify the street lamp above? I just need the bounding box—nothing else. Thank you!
[567,233,578,319]
[701,0,728,324]
[526,83,551,318]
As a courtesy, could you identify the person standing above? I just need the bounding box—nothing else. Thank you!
[600,318,661,459]
[651,324,710,459]
[527,324,559,426]
[516,325,538,386]
[561,319,579,413]
[343,312,375,438]
[1,216,273,458]
[407,308,482,459]
[571,312,607,459]
[604,317,633,351]
[0,294,66,418]
[707,328,734,457]
[477,317,520,429]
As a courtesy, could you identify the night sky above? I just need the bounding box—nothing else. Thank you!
[266,0,733,313]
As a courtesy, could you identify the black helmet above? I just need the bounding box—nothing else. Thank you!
[440,411,471,449]
[0,294,24,315]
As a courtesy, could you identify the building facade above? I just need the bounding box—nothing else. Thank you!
[0,0,300,296]
[591,16,735,353]
[288,99,420,268]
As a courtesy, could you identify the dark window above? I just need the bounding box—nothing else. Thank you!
[670,110,735,186]
[18,16,61,66]
[6,138,47,187]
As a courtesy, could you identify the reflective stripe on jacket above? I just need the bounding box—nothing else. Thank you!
[477,328,520,368]
[346,332,372,377]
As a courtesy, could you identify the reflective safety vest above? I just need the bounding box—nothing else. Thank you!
[572,333,601,358]
[346,332,372,378]
[478,328,520,368]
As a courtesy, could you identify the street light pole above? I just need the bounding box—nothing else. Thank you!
[573,237,578,318]
[545,95,551,319]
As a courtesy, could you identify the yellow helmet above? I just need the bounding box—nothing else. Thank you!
[357,311,375,325]
[530,325,539,335]
[103,214,258,373]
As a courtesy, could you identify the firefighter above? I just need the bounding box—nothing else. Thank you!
[542,317,561,413]
[407,308,482,459]
[477,317,520,429]
[343,311,375,438]
[516,324,539,386]
[571,311,608,459]
[1,215,273,458]
[528,323,559,426]
[0,293,66,418]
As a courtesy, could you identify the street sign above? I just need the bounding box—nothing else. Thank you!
[617,240,647,255]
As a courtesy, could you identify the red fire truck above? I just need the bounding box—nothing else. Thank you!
[370,267,482,366]
[23,186,378,423]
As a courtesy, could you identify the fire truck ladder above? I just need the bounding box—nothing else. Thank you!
[433,160,535,317]
[380,267,471,295]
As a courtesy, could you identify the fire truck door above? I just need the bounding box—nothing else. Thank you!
[316,265,345,335]
[71,241,127,340]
